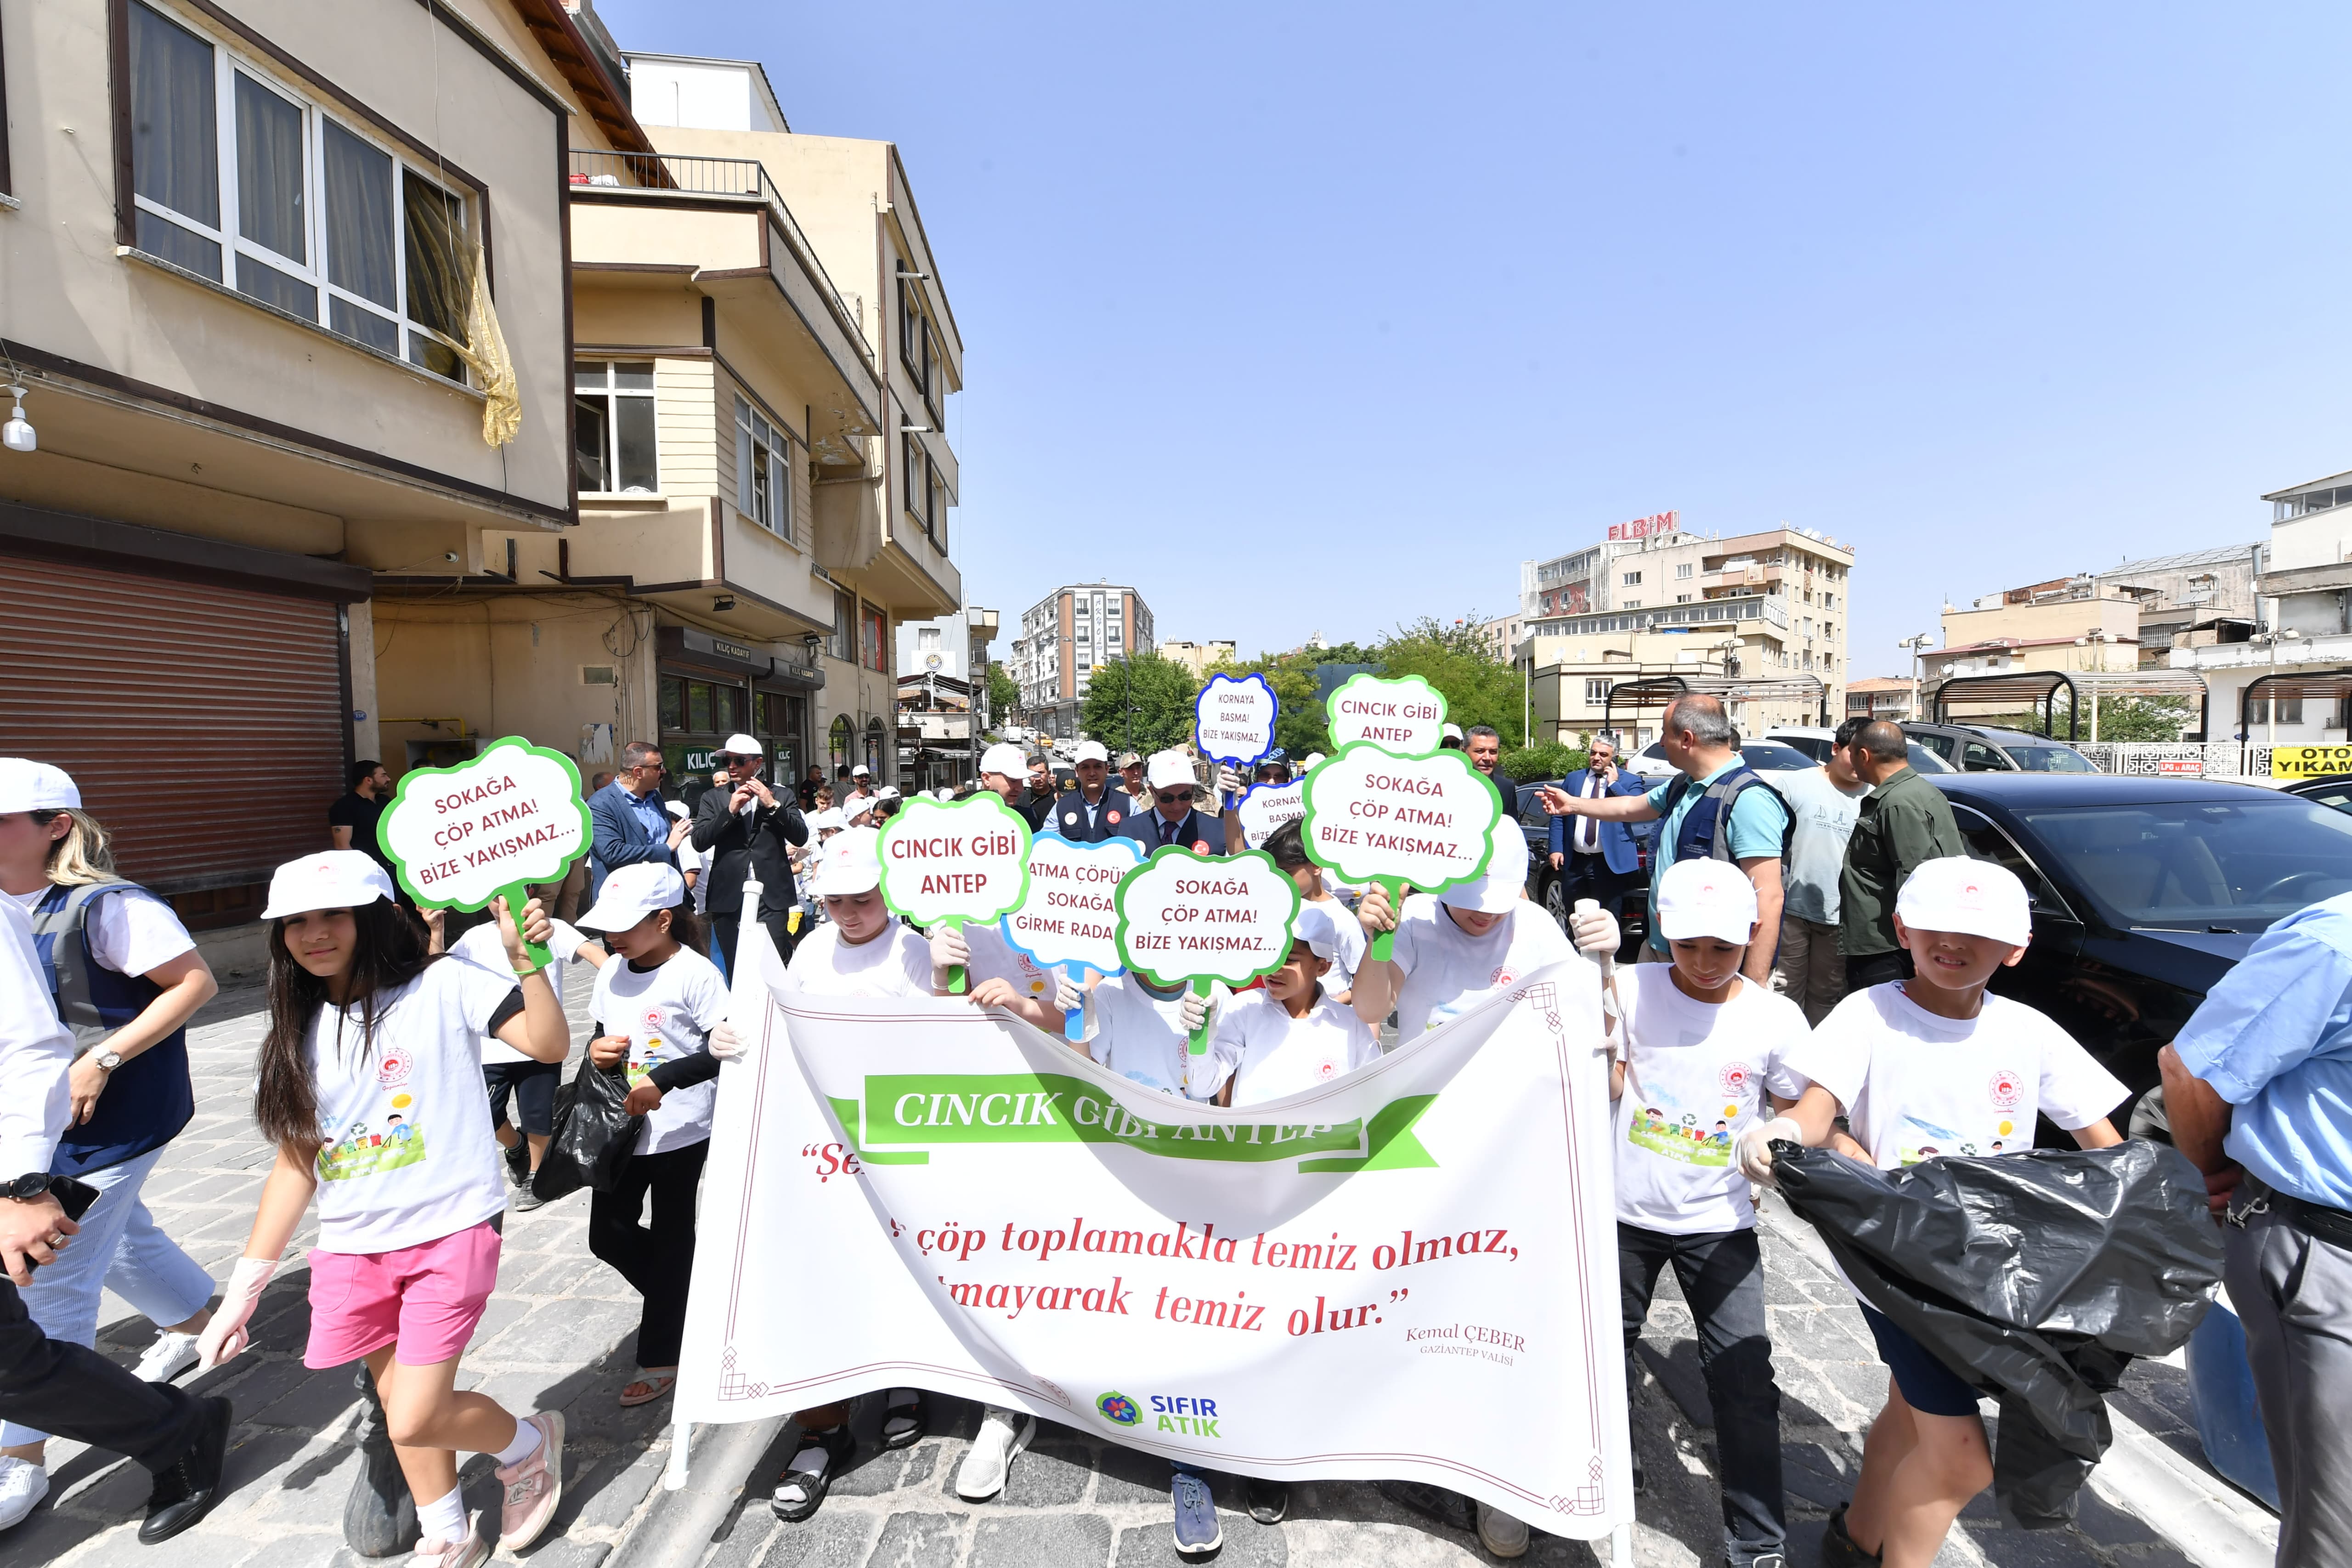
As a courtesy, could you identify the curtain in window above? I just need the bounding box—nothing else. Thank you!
[234,75,304,260]
[322,121,395,308]
[400,170,519,446]
[130,4,218,224]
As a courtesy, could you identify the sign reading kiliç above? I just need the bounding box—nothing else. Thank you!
[1002,832,1144,1040]
[1114,846,1300,1052]
[1300,743,1501,961]
[877,792,1033,994]
[2272,745,2352,779]
[1324,672,1448,757]
[378,736,592,970]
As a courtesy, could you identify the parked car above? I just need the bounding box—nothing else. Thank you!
[1766,726,1955,774]
[1905,721,2097,774]
[1623,736,1818,782]
[2282,773,2352,815]
[1928,773,2352,1117]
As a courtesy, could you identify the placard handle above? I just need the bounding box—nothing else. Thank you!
[1187,975,1212,1055]
[1064,964,1088,1042]
[1366,876,1407,963]
[939,915,967,995]
[502,882,551,973]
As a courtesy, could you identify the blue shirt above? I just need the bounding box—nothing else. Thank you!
[1641,760,1790,953]
[2173,893,2352,1210]
[623,784,670,843]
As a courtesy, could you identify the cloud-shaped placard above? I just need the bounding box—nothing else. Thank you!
[379,736,593,969]
[1233,778,1306,851]
[1114,846,1300,1050]
[878,793,1032,991]
[1324,672,1448,757]
[1003,832,1142,977]
[1299,743,1500,958]
[1194,672,1279,771]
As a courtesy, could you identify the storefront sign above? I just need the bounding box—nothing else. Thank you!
[1606,510,1678,542]
[2272,745,2352,779]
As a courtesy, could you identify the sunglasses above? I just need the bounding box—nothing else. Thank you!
[1155,788,1196,804]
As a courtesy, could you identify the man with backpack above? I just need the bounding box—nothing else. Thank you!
[1836,719,1966,992]
[1537,694,1789,984]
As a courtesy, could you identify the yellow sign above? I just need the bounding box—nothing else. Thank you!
[2270,746,2352,779]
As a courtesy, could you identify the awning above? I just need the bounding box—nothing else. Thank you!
[1599,674,1827,732]
[1931,669,2212,739]
[2237,668,2352,730]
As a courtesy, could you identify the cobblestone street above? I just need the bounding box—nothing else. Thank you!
[0,980,2279,1568]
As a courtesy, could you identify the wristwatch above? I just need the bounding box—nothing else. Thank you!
[94,1050,123,1072]
[1,1173,57,1202]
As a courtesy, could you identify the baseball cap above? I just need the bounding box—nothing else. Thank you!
[261,850,395,920]
[578,862,686,934]
[664,799,689,819]
[1655,858,1760,945]
[1117,752,1142,768]
[1073,740,1109,764]
[1303,752,1326,771]
[722,733,762,757]
[1146,750,1197,791]
[877,784,901,801]
[808,808,847,834]
[844,796,878,822]
[979,742,1026,778]
[0,759,80,814]
[851,763,872,778]
[1295,901,1346,961]
[1439,820,1528,915]
[807,825,885,897]
[1442,723,1464,742]
[1896,856,2031,946]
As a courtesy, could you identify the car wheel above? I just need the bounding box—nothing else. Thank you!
[1543,872,1570,931]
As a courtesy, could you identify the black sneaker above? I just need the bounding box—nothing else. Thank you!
[1246,1476,1289,1524]
[1821,1503,1882,1567]
[138,1396,232,1544]
[503,1140,531,1187]
[345,1370,417,1557]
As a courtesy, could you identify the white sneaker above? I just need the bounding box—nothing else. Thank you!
[0,1458,49,1529]
[954,1406,1035,1500]
[1476,1501,1529,1559]
[134,1331,202,1384]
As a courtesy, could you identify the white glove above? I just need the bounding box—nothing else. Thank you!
[1569,900,1621,958]
[929,925,972,984]
[1051,972,1083,1012]
[1178,981,1231,1038]
[1737,1116,1803,1185]
[197,1255,278,1370]
[710,1019,756,1062]
[1216,764,1242,798]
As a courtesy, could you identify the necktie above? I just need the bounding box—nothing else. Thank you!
[1577,775,1600,854]
[1159,815,1177,846]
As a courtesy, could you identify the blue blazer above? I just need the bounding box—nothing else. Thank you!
[1547,767,1650,876]
[588,781,678,897]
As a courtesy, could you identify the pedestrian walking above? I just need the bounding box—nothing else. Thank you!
[1017,755,1058,831]
[1837,721,1964,993]
[691,734,809,968]
[0,760,224,1520]
[1773,718,1873,1024]
[2160,886,2352,1566]
[1263,821,1364,1001]
[577,865,724,1411]
[587,741,690,900]
[842,764,879,818]
[1464,725,1518,817]
[1044,740,1130,842]
[329,759,399,883]
[197,851,572,1566]
[1116,750,1230,856]
[0,894,232,1544]
[1547,735,1648,923]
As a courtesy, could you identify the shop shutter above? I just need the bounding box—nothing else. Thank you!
[0,552,346,894]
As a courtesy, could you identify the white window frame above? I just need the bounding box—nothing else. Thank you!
[735,395,792,540]
[576,360,659,495]
[127,0,475,383]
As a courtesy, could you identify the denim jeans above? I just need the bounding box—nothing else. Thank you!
[0,1145,216,1447]
[1620,1222,1785,1566]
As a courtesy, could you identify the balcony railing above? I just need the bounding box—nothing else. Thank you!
[567,150,870,363]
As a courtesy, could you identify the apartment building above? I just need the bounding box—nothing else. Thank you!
[895,605,997,789]
[2098,543,2266,663]
[1925,578,2143,694]
[0,0,637,960]
[2167,469,2352,742]
[1010,583,1155,738]
[1160,640,1237,680]
[1844,677,1916,724]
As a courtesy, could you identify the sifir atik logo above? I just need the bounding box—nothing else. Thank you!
[1096,1391,1140,1426]
[1095,1390,1227,1438]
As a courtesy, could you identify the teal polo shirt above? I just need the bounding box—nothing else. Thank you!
[1641,760,1790,953]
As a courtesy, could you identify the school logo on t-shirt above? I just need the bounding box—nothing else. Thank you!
[1719,1062,1752,1097]
[375,1050,411,1089]
[1988,1070,2025,1111]
[1491,967,1518,987]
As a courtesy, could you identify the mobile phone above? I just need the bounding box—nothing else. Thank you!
[13,1176,101,1274]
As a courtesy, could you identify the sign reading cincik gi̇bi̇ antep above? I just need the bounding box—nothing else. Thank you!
[1003,832,1144,1040]
[878,792,1033,994]
[1324,672,1448,757]
[379,735,592,969]
[1115,846,1299,1053]
[1300,742,1501,960]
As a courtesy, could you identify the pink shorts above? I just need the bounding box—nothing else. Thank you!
[304,1220,502,1369]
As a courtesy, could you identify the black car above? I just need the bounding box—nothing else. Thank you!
[1906,721,2098,774]
[1927,772,2352,1105]
[2283,772,2352,815]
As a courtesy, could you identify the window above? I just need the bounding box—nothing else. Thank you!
[735,396,790,538]
[899,276,931,396]
[1675,594,1692,604]
[1623,599,1640,609]
[2247,695,2304,725]
[1584,678,1611,703]
[1675,563,1692,579]
[831,588,855,662]
[861,606,888,673]
[575,361,656,494]
[829,714,853,770]
[127,2,475,380]
[1621,571,1642,586]
[902,434,931,537]
[659,677,684,729]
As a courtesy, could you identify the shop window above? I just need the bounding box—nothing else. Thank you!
[864,716,887,775]
[687,681,714,732]
[659,676,684,730]
[715,685,744,735]
[576,360,657,494]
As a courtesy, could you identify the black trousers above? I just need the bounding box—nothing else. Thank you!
[1560,852,1639,918]
[1843,947,1914,992]
[588,1138,708,1370]
[0,1274,204,1472]
[1620,1223,1785,1564]
[711,911,795,973]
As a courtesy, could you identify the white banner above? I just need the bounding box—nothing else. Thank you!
[677,931,1634,1535]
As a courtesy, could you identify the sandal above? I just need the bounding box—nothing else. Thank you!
[619,1372,677,1408]
[770,1425,853,1522]
[881,1388,925,1450]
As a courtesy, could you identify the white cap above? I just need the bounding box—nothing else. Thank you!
[1303,753,1326,771]
[262,850,395,920]
[979,742,1027,779]
[807,825,884,897]
[1073,740,1109,764]
[934,787,956,801]
[1295,901,1344,961]
[877,785,901,801]
[722,733,762,757]
[1146,749,1196,791]
[1442,723,1464,742]
[664,799,689,819]
[1896,856,2031,946]
[808,808,847,833]
[0,759,80,814]
[1655,858,1760,945]
[578,861,686,933]
[1439,820,1529,914]
[844,796,878,821]
[851,762,872,777]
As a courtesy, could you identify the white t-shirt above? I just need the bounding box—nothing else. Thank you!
[1612,966,1814,1234]
[1386,896,1575,1037]
[966,922,1063,1004]
[453,917,590,1065]
[1296,900,1365,992]
[6,883,196,978]
[1215,989,1381,1107]
[1088,975,1219,1099]
[1777,768,1871,925]
[308,955,521,1254]
[1789,983,2130,1169]
[675,838,712,915]
[788,920,935,997]
[593,945,728,1155]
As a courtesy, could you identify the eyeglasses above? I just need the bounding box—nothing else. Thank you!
[1155,788,1195,804]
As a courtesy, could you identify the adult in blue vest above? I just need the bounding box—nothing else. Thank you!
[1117,749,1232,856]
[1537,695,1788,984]
[1045,741,1133,843]
[0,760,221,1524]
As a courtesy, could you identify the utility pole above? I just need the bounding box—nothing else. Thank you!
[1898,632,1934,725]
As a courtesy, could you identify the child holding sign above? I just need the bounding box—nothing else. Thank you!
[578,864,727,1411]
[196,852,570,1564]
[1264,821,1363,1001]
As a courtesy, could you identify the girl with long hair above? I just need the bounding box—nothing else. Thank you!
[196,851,573,1568]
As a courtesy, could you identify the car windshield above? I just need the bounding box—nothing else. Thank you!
[1908,744,1954,774]
[2002,744,2097,774]
[1735,742,1813,771]
[2021,797,2352,931]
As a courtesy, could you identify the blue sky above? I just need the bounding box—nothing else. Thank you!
[599,1,2349,680]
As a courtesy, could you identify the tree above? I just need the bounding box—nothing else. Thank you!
[1080,651,1197,756]
[1206,651,1332,759]
[985,661,1019,726]
[2084,696,2196,743]
[1369,615,1525,741]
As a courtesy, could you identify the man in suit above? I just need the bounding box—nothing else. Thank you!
[691,733,809,965]
[1118,749,1230,856]
[1547,733,1646,918]
[1043,741,1132,843]
[588,741,688,899]
[1465,725,1519,818]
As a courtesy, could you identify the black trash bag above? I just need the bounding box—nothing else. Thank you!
[1772,1139,2222,1527]
[532,1062,643,1201]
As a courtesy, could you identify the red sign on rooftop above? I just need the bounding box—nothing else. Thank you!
[1608,510,1679,542]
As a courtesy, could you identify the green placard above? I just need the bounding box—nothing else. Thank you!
[378,735,593,969]
[875,791,1034,994]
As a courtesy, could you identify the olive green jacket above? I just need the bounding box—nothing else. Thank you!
[1838,766,1967,958]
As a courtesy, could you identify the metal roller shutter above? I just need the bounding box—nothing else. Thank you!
[0,551,347,896]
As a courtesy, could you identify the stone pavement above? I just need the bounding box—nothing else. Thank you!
[0,974,2276,1568]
